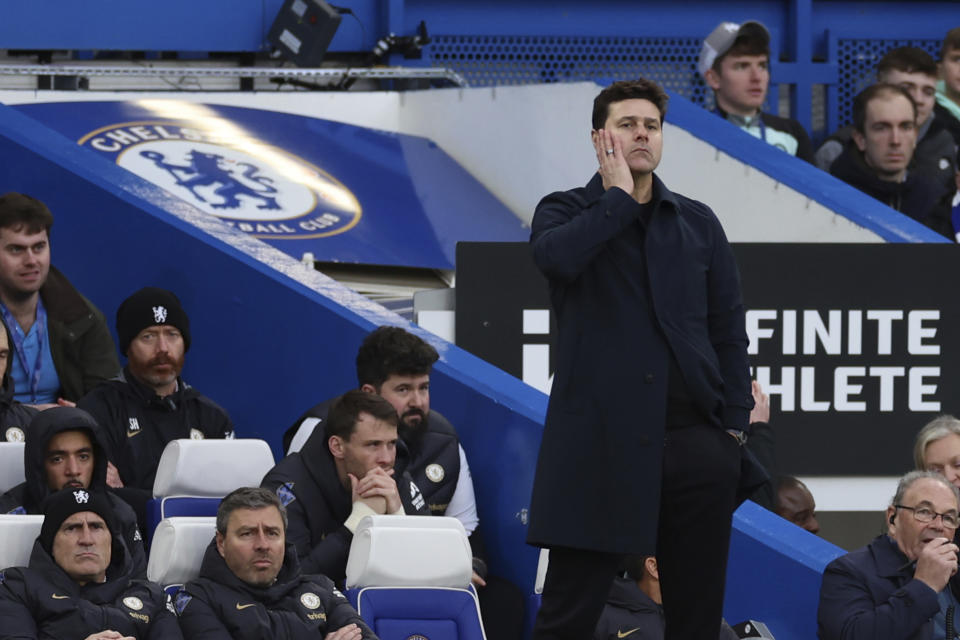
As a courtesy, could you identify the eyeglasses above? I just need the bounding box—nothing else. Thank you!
[894,504,960,528]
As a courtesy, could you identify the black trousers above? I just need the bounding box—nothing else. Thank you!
[531,424,740,640]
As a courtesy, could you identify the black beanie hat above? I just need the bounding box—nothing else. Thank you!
[39,488,116,553]
[116,287,191,355]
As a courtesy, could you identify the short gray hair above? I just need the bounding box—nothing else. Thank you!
[891,470,960,507]
[216,487,287,535]
[914,415,960,471]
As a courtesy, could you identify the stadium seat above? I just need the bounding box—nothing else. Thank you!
[0,514,43,570]
[146,516,216,594]
[524,549,549,637]
[345,515,485,640]
[146,439,275,541]
[0,442,25,494]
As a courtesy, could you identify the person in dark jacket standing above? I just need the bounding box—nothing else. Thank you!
[830,84,954,239]
[262,390,428,585]
[78,287,234,525]
[818,471,959,640]
[0,487,180,640]
[176,487,375,640]
[0,407,146,575]
[527,78,755,640]
[0,192,120,407]
[0,313,38,442]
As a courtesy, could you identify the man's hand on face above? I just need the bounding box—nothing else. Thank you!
[914,537,959,592]
[326,623,363,640]
[352,466,402,514]
[105,462,124,489]
[83,631,135,640]
[593,129,634,195]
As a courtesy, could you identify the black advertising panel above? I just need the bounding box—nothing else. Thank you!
[455,242,960,476]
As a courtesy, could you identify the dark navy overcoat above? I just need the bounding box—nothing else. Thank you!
[526,173,753,554]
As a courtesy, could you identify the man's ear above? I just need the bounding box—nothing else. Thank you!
[591,129,600,146]
[360,383,377,395]
[886,506,897,536]
[704,68,721,91]
[215,531,225,557]
[852,129,867,152]
[328,435,345,460]
[644,556,659,581]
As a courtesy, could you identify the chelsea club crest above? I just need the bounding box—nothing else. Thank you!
[78,121,362,240]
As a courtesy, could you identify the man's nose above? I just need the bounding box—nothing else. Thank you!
[77,524,95,545]
[64,457,80,477]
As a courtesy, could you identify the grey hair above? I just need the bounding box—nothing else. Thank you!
[913,415,960,470]
[216,487,288,535]
[891,470,960,508]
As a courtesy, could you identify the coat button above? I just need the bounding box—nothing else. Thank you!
[644,373,655,383]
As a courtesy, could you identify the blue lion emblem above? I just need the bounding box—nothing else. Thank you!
[140,149,280,211]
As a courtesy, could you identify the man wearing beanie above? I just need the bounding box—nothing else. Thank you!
[78,287,234,524]
[0,488,181,639]
[0,192,120,407]
[0,406,146,576]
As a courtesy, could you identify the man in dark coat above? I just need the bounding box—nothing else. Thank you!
[176,487,375,640]
[0,406,146,575]
[262,390,429,585]
[527,78,754,640]
[818,471,959,640]
[0,487,180,640]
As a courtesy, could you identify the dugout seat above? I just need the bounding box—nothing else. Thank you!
[0,442,25,494]
[524,549,549,637]
[0,514,43,570]
[146,516,216,594]
[345,515,485,640]
[147,439,274,541]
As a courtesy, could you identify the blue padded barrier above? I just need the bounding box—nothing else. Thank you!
[724,501,845,640]
[146,497,222,544]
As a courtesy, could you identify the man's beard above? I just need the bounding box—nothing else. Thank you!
[398,408,427,442]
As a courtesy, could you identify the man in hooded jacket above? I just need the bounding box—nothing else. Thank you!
[0,487,180,640]
[176,487,375,640]
[0,407,145,575]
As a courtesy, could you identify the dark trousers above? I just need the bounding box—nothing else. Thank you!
[531,424,740,640]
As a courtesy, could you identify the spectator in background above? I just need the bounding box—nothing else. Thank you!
[774,476,820,535]
[262,390,429,585]
[78,287,234,529]
[0,313,38,442]
[0,193,120,408]
[0,488,180,640]
[0,407,145,575]
[829,84,954,239]
[816,47,957,196]
[936,27,960,146]
[699,21,815,162]
[175,487,375,640]
[818,471,959,640]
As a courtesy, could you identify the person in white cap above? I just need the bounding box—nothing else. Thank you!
[699,21,814,162]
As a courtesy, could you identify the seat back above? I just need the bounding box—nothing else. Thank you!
[0,442,25,494]
[146,516,216,592]
[0,514,43,570]
[147,439,275,539]
[346,515,473,589]
[356,587,486,640]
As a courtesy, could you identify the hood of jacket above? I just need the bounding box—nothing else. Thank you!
[606,576,663,614]
[197,537,305,603]
[23,407,111,511]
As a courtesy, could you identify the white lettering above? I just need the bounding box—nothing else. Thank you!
[753,366,796,411]
[834,367,866,411]
[803,310,842,355]
[90,137,121,152]
[909,367,940,411]
[907,310,940,355]
[869,367,905,412]
[866,310,903,355]
[746,309,777,355]
[783,310,797,355]
[847,310,862,355]
[800,367,830,411]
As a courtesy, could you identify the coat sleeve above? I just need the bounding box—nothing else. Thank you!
[175,589,234,640]
[148,606,184,640]
[817,557,939,640]
[260,476,353,584]
[705,215,753,431]
[0,570,39,640]
[317,576,377,640]
[530,185,643,283]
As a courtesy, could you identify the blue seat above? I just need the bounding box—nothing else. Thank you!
[354,586,485,640]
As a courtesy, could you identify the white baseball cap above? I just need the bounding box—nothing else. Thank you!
[698,21,770,78]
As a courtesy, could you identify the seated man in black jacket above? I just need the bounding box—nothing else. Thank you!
[176,487,375,640]
[263,390,428,585]
[0,487,179,640]
[0,407,146,575]
[830,83,954,239]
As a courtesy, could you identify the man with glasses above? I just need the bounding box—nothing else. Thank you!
[818,470,960,639]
